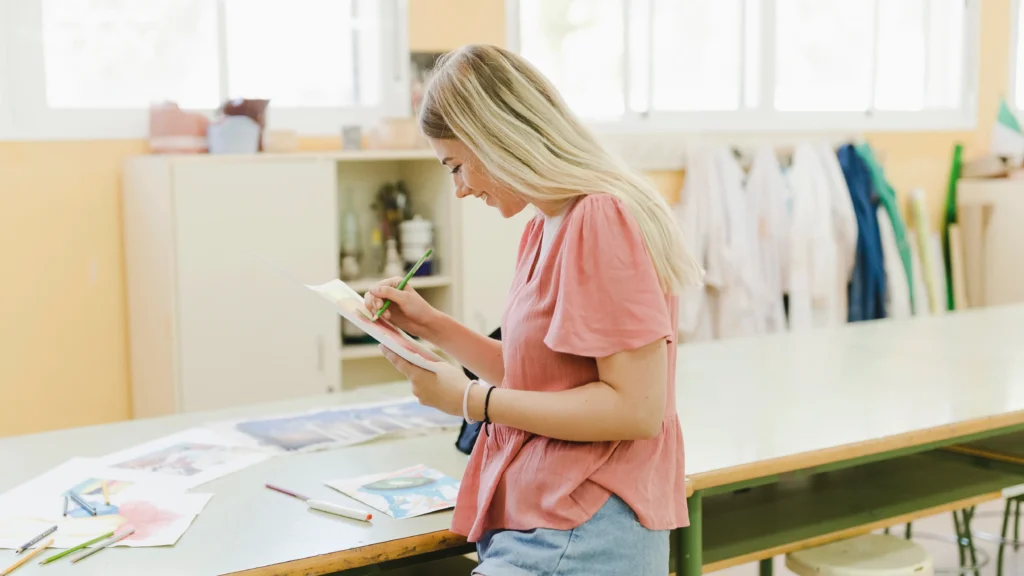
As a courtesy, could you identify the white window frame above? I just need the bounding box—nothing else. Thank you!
[0,0,409,141]
[0,0,14,139]
[1010,0,1022,113]
[505,0,980,136]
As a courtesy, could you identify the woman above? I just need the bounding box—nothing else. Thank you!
[365,44,702,576]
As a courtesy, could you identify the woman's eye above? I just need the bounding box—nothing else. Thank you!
[450,165,462,175]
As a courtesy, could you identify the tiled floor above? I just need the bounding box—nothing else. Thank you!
[714,500,1024,576]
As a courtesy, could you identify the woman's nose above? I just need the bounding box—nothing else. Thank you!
[455,184,471,199]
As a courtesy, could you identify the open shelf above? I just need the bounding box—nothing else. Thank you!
[340,340,443,361]
[345,275,453,294]
[697,451,1024,572]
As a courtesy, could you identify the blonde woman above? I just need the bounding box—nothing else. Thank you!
[365,44,701,575]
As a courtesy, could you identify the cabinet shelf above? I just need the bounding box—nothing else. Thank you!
[345,275,452,294]
[341,340,442,360]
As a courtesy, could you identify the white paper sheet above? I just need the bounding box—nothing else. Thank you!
[98,428,272,491]
[0,458,212,549]
[208,397,462,453]
[306,279,445,372]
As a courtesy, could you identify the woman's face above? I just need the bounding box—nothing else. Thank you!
[427,138,528,218]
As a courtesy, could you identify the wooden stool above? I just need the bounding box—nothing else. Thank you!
[786,534,934,576]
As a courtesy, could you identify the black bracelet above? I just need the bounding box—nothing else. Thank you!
[483,386,496,436]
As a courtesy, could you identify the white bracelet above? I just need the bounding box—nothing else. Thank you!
[463,379,480,424]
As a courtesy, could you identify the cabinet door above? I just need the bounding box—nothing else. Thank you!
[459,200,533,334]
[173,160,339,412]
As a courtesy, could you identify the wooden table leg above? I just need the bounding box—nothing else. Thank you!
[679,491,703,576]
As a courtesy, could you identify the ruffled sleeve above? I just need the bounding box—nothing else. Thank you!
[544,195,674,358]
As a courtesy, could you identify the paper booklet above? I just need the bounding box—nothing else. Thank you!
[252,253,444,373]
[305,279,444,372]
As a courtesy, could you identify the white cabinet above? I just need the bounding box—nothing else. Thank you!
[957,178,1024,308]
[172,161,340,412]
[123,150,523,417]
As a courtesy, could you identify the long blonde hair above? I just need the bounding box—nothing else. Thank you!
[418,44,702,293]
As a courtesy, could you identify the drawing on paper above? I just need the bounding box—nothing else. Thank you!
[325,464,460,519]
[0,493,211,549]
[232,398,462,452]
[305,279,444,371]
[111,442,254,477]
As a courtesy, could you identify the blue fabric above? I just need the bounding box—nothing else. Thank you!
[838,144,887,321]
[474,495,669,576]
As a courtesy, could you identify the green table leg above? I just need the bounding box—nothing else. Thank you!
[998,499,1013,576]
[952,510,967,571]
[759,558,773,576]
[678,491,703,576]
[1014,498,1021,552]
[963,507,980,576]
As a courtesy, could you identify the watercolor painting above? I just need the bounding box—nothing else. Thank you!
[232,398,461,452]
[0,493,212,549]
[98,429,272,490]
[305,279,444,371]
[112,442,250,477]
[325,464,460,519]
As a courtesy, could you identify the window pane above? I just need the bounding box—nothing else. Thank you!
[874,0,925,111]
[224,0,378,107]
[518,0,624,119]
[41,0,219,109]
[627,0,651,113]
[923,0,963,110]
[652,0,742,111]
[774,0,875,111]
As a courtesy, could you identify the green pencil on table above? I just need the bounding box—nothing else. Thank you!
[373,248,432,321]
[39,531,114,565]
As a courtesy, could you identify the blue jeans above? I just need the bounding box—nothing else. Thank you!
[474,495,669,576]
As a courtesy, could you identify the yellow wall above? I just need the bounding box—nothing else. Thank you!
[0,0,1010,437]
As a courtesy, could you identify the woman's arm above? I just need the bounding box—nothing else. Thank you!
[468,338,668,442]
[422,313,505,385]
[364,281,505,384]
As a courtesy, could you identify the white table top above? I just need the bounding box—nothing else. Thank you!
[0,384,469,576]
[678,304,1024,486]
[4,305,1024,574]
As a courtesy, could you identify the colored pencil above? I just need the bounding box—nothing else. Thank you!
[66,490,97,516]
[69,526,134,564]
[265,483,310,502]
[101,480,110,505]
[15,525,56,554]
[62,495,68,517]
[373,248,432,321]
[1,538,52,575]
[39,531,114,565]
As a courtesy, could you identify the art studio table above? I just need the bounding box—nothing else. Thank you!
[3,305,1024,576]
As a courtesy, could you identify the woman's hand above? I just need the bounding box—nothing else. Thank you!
[380,346,471,417]
[363,277,443,338]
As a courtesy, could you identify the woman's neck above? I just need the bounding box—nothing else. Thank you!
[533,197,575,218]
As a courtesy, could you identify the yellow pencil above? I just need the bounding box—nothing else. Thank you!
[101,480,110,505]
[1,537,52,575]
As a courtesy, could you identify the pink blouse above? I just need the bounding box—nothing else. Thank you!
[450,194,689,542]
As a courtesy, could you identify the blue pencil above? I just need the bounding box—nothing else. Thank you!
[66,490,97,516]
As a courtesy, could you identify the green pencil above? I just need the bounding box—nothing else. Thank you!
[39,530,114,565]
[373,248,432,321]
